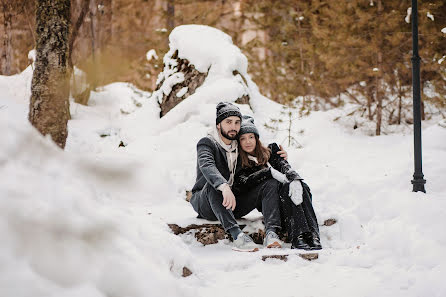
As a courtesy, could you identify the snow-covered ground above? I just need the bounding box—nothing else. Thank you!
[1,25,446,297]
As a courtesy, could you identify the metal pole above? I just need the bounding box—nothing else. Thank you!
[411,0,426,193]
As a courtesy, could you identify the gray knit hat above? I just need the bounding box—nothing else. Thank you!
[216,102,242,125]
[239,115,259,137]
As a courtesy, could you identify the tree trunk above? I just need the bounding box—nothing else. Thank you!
[68,0,90,70]
[23,2,36,46]
[166,0,174,49]
[367,86,373,120]
[1,1,13,75]
[420,80,426,121]
[375,0,383,136]
[29,0,71,149]
[397,83,402,125]
[375,65,382,136]
[167,0,174,31]
[89,0,98,88]
[110,0,115,42]
[296,10,304,74]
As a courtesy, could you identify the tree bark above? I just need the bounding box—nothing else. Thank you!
[1,0,13,75]
[29,0,71,149]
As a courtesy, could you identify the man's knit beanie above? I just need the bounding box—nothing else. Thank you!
[216,102,242,125]
[239,115,259,137]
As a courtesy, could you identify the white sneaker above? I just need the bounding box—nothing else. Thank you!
[264,231,283,248]
[232,233,259,252]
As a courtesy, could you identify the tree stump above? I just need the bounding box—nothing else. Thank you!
[156,51,251,117]
[156,50,207,117]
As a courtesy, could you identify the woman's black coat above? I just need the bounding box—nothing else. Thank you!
[232,143,302,196]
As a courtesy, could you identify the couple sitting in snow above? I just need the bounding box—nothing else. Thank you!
[189,102,321,252]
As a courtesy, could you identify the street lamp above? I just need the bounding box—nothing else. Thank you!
[411,0,426,193]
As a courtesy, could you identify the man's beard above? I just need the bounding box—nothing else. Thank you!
[221,127,239,141]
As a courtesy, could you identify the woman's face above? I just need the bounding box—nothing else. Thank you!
[239,133,256,154]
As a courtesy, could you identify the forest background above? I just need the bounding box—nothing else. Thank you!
[1,0,445,136]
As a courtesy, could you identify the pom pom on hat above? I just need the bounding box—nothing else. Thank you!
[216,102,242,124]
[239,115,259,137]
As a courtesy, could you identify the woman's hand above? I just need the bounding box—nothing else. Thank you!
[289,180,303,205]
[277,144,288,160]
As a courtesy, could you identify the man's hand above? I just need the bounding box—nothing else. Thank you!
[277,144,288,160]
[221,184,236,211]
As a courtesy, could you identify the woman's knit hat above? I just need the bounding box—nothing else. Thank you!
[216,102,242,124]
[239,115,259,137]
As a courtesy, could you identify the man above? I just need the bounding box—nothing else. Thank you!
[190,102,285,251]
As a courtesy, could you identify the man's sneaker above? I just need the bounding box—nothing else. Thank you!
[264,231,283,248]
[233,233,259,252]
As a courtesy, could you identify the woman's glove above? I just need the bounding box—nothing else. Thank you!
[270,167,288,184]
[289,180,303,205]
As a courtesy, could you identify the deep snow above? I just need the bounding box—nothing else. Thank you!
[1,25,446,297]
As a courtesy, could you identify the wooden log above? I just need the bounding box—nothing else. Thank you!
[299,253,319,261]
[262,255,288,262]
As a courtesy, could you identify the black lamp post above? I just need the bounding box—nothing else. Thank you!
[411,0,426,193]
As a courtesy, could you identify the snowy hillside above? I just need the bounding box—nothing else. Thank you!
[1,25,446,297]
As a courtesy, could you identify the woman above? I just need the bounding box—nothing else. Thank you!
[232,115,322,250]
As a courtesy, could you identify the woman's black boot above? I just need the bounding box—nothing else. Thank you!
[291,234,312,250]
[304,232,322,250]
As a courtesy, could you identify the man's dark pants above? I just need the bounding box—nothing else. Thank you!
[190,178,282,232]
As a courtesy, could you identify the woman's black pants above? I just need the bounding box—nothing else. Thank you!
[278,181,320,241]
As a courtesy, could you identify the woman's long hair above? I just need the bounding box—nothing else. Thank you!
[239,135,271,168]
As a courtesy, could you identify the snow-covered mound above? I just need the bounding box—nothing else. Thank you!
[168,24,248,77]
[1,24,446,297]
[152,25,280,133]
[1,92,194,297]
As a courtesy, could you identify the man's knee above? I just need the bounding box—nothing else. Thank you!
[202,183,224,203]
[190,189,219,221]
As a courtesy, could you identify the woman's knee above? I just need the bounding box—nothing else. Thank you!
[264,178,280,189]
[261,178,281,200]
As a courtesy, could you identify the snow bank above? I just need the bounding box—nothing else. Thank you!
[1,89,194,297]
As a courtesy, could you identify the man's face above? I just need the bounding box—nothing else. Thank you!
[217,116,241,141]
